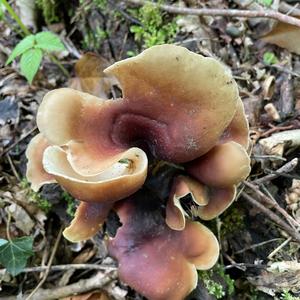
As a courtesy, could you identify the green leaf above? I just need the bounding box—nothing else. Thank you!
[263,51,278,65]
[35,31,65,52]
[6,35,35,65]
[259,0,273,7]
[0,236,34,276]
[20,48,43,84]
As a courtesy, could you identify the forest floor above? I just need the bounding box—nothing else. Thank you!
[1,0,300,299]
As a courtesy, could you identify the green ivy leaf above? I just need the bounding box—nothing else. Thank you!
[0,236,34,276]
[35,31,66,52]
[20,48,43,84]
[6,35,35,65]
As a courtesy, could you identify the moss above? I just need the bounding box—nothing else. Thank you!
[280,290,300,300]
[129,1,178,49]
[35,0,60,24]
[198,264,235,299]
[20,178,52,213]
[62,191,76,217]
[220,205,245,237]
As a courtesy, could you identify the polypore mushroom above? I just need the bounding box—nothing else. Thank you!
[108,193,219,300]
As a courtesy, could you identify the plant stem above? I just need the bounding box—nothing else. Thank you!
[1,0,70,79]
[1,0,31,36]
[6,212,12,243]
[48,54,70,78]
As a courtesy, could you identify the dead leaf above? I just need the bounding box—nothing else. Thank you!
[63,291,110,300]
[6,203,34,235]
[72,247,96,264]
[261,22,300,55]
[69,53,118,99]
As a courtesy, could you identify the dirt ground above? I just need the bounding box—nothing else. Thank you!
[1,0,300,299]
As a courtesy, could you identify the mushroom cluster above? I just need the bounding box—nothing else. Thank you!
[26,45,250,300]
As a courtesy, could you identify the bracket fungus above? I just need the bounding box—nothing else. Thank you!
[26,44,251,300]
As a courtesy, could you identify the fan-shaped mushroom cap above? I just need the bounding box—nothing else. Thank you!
[166,176,237,227]
[42,145,147,203]
[108,195,219,300]
[104,44,240,162]
[25,133,55,191]
[166,176,209,230]
[220,97,250,149]
[36,88,130,176]
[187,141,251,188]
[63,202,112,242]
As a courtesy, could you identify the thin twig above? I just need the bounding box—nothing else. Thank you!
[243,181,300,229]
[0,271,117,300]
[224,262,267,270]
[26,227,63,300]
[241,192,300,243]
[268,236,292,259]
[234,238,282,254]
[0,126,37,158]
[0,264,117,275]
[253,158,298,185]
[126,0,300,28]
[5,153,20,181]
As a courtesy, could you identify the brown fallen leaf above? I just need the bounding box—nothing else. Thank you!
[63,291,110,300]
[69,53,118,99]
[261,21,300,55]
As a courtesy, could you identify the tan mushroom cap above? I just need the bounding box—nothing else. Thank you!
[108,198,219,300]
[187,141,250,188]
[166,176,209,230]
[166,176,237,226]
[194,185,236,220]
[63,202,112,242]
[220,97,250,149]
[37,88,129,176]
[25,133,56,191]
[104,44,240,162]
[42,146,147,203]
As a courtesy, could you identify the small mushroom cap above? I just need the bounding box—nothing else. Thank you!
[36,88,128,176]
[166,176,209,230]
[220,97,250,149]
[166,176,237,225]
[187,141,251,188]
[63,202,112,242]
[25,133,56,191]
[193,185,236,220]
[109,196,219,300]
[105,44,240,162]
[42,145,147,203]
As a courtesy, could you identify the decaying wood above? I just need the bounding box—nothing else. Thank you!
[248,269,300,295]
[259,129,300,156]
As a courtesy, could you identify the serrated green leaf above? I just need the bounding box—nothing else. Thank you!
[20,48,43,84]
[6,35,35,65]
[35,31,65,52]
[0,236,34,276]
[0,239,8,247]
